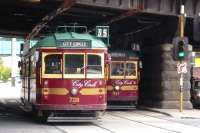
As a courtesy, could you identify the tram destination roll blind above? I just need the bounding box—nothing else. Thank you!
[57,40,91,48]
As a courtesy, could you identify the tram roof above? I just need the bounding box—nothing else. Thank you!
[35,32,107,49]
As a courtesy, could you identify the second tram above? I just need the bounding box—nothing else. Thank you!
[20,28,109,122]
[107,51,140,109]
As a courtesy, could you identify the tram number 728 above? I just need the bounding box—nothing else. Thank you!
[69,97,80,103]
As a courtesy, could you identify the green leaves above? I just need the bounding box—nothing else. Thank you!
[0,57,11,82]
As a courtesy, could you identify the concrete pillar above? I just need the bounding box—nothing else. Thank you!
[139,43,193,109]
[11,38,17,87]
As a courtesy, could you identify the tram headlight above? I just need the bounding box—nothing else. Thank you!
[71,88,78,96]
[114,86,120,91]
[44,80,48,87]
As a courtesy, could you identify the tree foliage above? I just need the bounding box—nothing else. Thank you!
[0,57,11,82]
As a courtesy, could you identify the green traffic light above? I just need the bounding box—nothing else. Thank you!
[178,51,185,57]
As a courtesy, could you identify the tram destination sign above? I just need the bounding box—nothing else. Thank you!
[57,40,91,49]
[110,52,138,59]
[110,52,126,58]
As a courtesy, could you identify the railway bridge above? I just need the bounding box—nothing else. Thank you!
[0,0,200,109]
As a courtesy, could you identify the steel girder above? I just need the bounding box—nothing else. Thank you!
[76,0,200,17]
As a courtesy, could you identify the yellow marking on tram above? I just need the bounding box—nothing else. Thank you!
[121,85,138,91]
[107,85,138,91]
[39,88,106,96]
[80,88,106,95]
[42,88,69,95]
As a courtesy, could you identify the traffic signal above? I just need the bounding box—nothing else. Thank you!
[177,40,185,60]
[173,37,188,61]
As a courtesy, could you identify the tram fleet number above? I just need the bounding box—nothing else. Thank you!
[69,97,80,103]
[112,91,119,96]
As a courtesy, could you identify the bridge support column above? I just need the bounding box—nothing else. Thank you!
[11,38,17,87]
[139,43,193,109]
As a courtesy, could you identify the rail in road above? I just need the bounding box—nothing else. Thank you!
[1,107,200,133]
[53,110,200,133]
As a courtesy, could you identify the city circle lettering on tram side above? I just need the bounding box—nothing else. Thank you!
[177,62,188,74]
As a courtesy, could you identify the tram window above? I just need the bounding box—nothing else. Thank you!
[125,63,136,76]
[87,55,102,74]
[65,54,84,74]
[111,62,124,76]
[44,54,62,74]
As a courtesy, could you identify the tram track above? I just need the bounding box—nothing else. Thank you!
[106,111,180,133]
[52,125,69,133]
[52,122,115,133]
[117,110,200,128]
[107,111,200,133]
[1,100,200,133]
[92,123,115,133]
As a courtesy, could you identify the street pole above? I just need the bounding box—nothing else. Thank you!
[179,73,183,112]
[179,8,185,39]
[178,5,185,112]
[11,38,17,87]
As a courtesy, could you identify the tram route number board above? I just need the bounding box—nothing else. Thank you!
[177,62,188,74]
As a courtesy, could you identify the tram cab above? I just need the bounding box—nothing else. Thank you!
[19,26,109,122]
[107,51,140,109]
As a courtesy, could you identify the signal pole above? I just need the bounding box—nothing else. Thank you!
[179,5,186,112]
[179,70,183,112]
